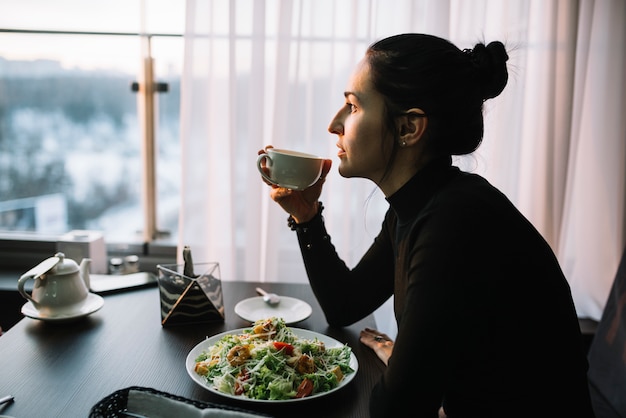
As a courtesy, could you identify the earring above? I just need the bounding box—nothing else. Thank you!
[401,141,407,147]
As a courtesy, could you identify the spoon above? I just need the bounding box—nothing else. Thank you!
[256,287,281,306]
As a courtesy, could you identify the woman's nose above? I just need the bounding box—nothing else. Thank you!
[328,111,343,135]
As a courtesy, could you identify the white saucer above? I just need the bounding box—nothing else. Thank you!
[234,296,312,324]
[21,293,104,322]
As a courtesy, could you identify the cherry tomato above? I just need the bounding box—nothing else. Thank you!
[273,341,294,355]
[295,378,314,398]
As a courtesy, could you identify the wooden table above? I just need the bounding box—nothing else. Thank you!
[0,281,384,417]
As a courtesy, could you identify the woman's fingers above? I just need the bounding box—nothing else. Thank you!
[257,145,274,155]
[360,328,392,343]
[270,186,293,201]
[359,328,394,366]
[321,159,333,177]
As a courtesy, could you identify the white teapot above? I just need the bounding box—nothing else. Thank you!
[18,252,91,315]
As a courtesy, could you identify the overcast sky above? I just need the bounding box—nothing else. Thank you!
[0,0,185,74]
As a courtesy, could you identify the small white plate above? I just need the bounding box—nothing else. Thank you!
[234,296,312,324]
[21,293,104,322]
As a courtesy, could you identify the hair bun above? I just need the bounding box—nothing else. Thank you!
[466,41,509,100]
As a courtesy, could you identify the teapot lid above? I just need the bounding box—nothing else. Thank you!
[20,252,80,281]
[50,252,79,275]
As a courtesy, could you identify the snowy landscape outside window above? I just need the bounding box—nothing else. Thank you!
[0,0,184,245]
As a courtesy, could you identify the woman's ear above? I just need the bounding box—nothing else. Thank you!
[397,109,428,146]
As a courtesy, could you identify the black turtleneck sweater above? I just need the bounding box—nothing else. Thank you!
[294,156,594,417]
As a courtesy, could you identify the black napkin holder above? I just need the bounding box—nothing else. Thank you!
[156,262,224,326]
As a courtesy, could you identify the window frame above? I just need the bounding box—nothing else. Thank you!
[0,28,181,272]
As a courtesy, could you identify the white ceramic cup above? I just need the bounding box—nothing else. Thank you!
[257,148,324,190]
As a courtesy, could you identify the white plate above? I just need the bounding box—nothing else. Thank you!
[234,296,312,324]
[186,328,358,403]
[21,292,104,322]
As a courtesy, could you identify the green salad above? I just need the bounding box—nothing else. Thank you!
[194,317,354,400]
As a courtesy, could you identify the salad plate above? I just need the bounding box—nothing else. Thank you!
[234,296,312,324]
[185,327,358,403]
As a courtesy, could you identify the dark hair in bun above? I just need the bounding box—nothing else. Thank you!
[464,42,509,100]
[367,34,509,156]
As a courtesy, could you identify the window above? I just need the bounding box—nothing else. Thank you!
[0,0,184,267]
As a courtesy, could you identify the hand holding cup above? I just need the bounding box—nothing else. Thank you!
[257,148,325,190]
[258,146,332,224]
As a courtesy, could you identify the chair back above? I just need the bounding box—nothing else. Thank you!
[587,246,626,418]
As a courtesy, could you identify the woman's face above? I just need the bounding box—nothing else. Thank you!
[328,57,393,182]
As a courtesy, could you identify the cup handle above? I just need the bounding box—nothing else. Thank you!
[257,153,277,185]
[17,273,37,305]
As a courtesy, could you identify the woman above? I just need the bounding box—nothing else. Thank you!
[260,34,594,417]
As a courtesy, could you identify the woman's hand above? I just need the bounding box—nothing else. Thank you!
[258,146,332,223]
[359,327,394,366]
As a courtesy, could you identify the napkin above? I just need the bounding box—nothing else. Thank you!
[183,245,199,278]
[126,389,267,418]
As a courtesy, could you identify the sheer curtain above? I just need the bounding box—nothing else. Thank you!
[178,0,626,333]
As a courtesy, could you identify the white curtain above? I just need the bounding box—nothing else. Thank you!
[178,0,626,333]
